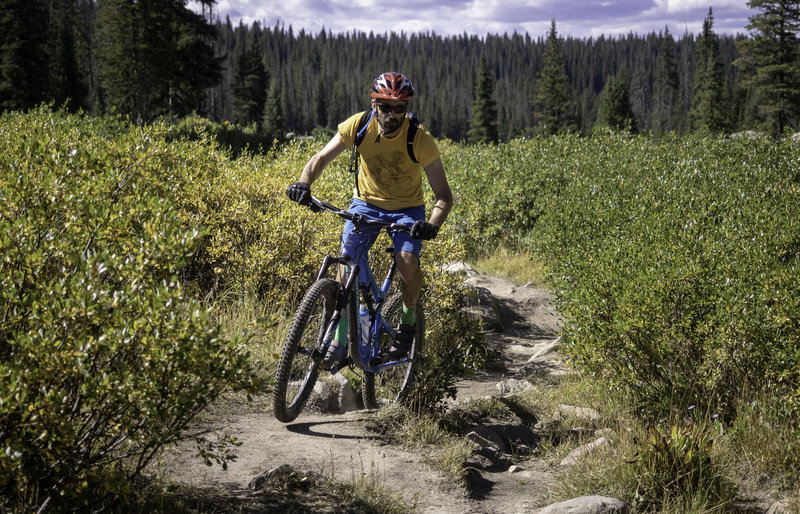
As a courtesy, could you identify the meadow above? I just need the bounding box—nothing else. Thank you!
[1,108,798,510]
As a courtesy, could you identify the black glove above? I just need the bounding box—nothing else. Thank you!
[411,220,439,240]
[286,182,312,206]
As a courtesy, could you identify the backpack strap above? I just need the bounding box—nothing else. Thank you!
[405,112,420,163]
[349,108,375,196]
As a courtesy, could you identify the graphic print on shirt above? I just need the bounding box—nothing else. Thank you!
[371,150,411,190]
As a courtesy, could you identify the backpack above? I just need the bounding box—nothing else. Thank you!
[348,108,421,196]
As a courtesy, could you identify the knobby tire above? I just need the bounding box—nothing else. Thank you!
[273,278,339,423]
[362,292,424,410]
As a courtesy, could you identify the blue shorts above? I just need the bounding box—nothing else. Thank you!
[341,199,425,260]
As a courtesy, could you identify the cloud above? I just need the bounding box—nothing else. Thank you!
[653,0,746,12]
[192,0,752,38]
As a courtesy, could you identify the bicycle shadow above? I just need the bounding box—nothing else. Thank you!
[285,419,380,441]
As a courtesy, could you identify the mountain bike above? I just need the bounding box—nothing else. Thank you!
[272,197,424,423]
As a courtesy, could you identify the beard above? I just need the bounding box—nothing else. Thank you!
[378,116,403,135]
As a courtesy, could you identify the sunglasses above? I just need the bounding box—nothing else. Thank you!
[376,102,407,115]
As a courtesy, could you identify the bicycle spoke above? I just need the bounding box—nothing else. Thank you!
[362,292,423,409]
[273,279,338,422]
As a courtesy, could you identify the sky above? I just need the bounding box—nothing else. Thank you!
[190,0,755,39]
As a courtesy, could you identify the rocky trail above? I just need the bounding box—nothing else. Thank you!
[160,270,624,513]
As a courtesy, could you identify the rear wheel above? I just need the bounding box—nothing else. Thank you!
[273,278,339,422]
[362,292,424,409]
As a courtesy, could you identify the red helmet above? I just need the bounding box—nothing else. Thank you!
[370,72,414,100]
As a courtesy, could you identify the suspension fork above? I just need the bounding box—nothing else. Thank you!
[314,255,360,351]
[380,248,399,295]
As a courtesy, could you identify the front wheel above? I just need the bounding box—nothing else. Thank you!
[273,278,339,422]
[362,293,424,410]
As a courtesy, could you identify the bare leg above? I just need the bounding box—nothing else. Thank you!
[395,250,422,310]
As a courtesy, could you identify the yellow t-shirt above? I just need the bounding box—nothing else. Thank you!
[338,111,440,210]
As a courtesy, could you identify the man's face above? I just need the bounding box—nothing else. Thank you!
[373,99,408,135]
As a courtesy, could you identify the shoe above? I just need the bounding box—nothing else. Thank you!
[323,340,347,367]
[388,323,415,359]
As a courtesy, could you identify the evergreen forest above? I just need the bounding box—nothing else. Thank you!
[2,0,799,141]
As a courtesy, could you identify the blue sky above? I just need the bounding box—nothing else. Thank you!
[191,0,754,38]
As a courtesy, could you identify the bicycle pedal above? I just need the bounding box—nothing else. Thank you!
[329,358,352,374]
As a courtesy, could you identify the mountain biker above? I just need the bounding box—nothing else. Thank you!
[286,71,453,367]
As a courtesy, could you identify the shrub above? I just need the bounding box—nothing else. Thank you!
[445,131,800,420]
[531,130,800,419]
[171,113,279,157]
[631,422,735,512]
[0,108,259,511]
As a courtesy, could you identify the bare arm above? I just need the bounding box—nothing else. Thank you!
[297,133,348,185]
[423,157,453,227]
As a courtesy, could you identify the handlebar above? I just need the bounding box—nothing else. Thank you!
[308,196,412,234]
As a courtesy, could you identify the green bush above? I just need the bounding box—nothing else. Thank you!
[0,108,259,511]
[530,130,800,419]
[445,131,800,420]
[442,137,557,256]
[171,113,279,157]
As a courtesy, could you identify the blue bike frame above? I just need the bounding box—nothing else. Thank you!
[310,199,412,374]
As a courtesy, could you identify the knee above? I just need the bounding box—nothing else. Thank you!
[396,251,419,274]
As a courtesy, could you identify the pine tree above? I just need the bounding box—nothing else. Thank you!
[597,70,637,132]
[0,0,49,111]
[96,0,220,122]
[467,56,498,144]
[232,25,267,127]
[262,81,284,142]
[689,8,728,133]
[651,27,680,136]
[734,0,800,136]
[47,0,88,110]
[534,20,574,134]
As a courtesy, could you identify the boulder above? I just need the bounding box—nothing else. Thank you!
[334,373,360,413]
[560,437,611,467]
[538,495,628,514]
[496,378,535,395]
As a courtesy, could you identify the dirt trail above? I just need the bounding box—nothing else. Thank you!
[161,272,566,513]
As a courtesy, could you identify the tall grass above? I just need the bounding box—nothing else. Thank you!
[470,247,549,286]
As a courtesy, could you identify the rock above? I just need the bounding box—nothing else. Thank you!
[464,452,495,470]
[443,261,477,276]
[555,404,601,423]
[767,499,796,514]
[496,378,534,395]
[730,130,763,140]
[508,464,525,473]
[560,437,611,467]
[462,284,505,331]
[248,464,293,489]
[529,337,561,360]
[305,380,337,413]
[594,428,615,438]
[537,495,628,513]
[492,423,540,449]
[334,373,359,413]
[466,425,508,453]
[508,344,538,356]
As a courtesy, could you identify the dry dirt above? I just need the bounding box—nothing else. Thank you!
[160,272,567,513]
